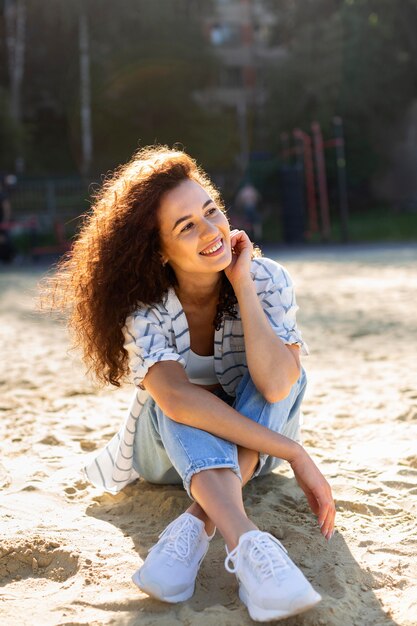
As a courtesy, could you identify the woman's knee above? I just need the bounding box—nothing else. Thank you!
[234,369,307,433]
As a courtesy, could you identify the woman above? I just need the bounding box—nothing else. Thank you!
[45,146,335,622]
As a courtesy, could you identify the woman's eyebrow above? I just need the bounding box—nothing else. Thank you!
[172,214,192,231]
[171,199,214,231]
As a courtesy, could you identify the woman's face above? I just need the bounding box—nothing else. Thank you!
[158,178,232,280]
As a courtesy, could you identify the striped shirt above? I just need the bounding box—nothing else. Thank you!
[84,257,308,493]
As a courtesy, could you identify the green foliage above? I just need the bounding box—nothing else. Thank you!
[0,88,30,169]
[0,0,238,174]
[264,0,417,190]
[331,206,417,242]
[2,0,417,197]
[260,204,417,244]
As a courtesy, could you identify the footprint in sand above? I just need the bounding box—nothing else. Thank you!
[38,435,62,446]
[79,439,98,451]
[382,480,416,490]
[0,538,79,583]
[64,479,90,499]
[336,499,403,517]
[399,455,417,469]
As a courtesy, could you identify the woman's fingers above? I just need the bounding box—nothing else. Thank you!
[290,448,336,540]
[230,229,251,246]
[306,487,334,539]
[316,490,336,540]
[305,491,320,516]
[301,482,336,540]
[229,228,241,246]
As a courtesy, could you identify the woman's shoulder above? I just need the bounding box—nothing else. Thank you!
[126,288,180,325]
[250,256,291,285]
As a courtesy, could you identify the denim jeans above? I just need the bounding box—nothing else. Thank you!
[132,368,307,498]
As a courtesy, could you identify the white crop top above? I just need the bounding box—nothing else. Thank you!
[186,349,218,385]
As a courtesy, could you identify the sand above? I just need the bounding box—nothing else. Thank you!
[0,244,416,626]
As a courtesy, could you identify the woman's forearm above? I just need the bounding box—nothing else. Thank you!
[234,279,300,401]
[168,381,302,463]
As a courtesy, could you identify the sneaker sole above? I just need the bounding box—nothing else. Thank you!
[239,586,322,622]
[132,568,195,603]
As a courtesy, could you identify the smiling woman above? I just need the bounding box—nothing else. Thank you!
[158,179,232,276]
[40,145,335,622]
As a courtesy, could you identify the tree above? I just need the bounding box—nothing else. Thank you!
[4,0,26,171]
[0,0,237,175]
[78,1,92,177]
[264,0,417,199]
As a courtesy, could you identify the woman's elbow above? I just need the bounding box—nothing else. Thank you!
[262,386,290,404]
[261,371,301,404]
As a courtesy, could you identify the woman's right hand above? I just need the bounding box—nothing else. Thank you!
[288,445,336,540]
[224,229,253,288]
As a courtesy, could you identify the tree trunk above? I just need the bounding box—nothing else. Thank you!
[5,0,26,172]
[79,5,93,177]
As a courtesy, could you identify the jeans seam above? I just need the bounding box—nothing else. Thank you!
[174,432,194,465]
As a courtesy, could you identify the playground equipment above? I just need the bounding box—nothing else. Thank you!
[280,117,349,243]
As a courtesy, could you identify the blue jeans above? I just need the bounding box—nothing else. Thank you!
[132,369,307,498]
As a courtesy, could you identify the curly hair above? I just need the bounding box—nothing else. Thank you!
[41,145,254,387]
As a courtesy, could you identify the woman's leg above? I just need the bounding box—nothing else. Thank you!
[132,395,184,486]
[185,368,307,540]
[186,446,259,538]
[133,372,320,619]
[186,371,321,621]
[131,400,249,603]
[133,397,258,537]
[234,367,307,478]
[189,465,258,550]
[134,370,306,540]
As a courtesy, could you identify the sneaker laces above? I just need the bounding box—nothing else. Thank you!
[149,515,201,563]
[225,532,290,582]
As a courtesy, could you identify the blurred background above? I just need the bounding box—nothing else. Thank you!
[1,0,417,261]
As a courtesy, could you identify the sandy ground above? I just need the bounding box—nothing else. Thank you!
[0,244,416,626]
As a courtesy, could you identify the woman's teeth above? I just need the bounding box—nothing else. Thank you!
[200,240,222,255]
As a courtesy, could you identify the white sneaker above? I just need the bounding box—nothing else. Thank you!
[132,512,214,603]
[225,530,321,622]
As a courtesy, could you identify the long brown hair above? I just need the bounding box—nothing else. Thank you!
[41,145,241,387]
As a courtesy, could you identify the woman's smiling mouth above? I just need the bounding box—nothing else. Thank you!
[199,238,224,256]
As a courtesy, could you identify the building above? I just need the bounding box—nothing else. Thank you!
[196,0,286,169]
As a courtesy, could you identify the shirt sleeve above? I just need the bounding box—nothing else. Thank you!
[123,306,186,389]
[252,258,309,355]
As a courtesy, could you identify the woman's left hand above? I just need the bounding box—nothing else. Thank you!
[224,229,253,287]
[289,446,336,541]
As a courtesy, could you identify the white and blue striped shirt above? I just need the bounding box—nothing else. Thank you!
[84,257,308,493]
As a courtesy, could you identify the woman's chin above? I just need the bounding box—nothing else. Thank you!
[212,248,232,271]
[197,248,232,272]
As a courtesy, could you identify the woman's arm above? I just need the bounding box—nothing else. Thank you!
[226,231,301,402]
[235,278,301,402]
[145,361,299,460]
[144,360,335,538]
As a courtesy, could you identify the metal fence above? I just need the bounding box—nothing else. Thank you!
[9,177,93,231]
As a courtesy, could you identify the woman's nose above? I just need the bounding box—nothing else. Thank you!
[200,219,218,240]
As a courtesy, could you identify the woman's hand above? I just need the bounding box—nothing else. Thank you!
[289,445,336,540]
[224,229,253,287]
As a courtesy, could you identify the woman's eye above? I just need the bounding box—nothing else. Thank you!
[180,222,194,233]
[206,207,217,216]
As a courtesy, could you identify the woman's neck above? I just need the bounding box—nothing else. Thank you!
[175,273,221,308]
